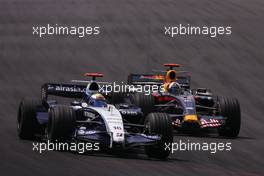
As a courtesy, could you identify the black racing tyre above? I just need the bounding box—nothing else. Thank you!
[17,98,42,140]
[47,105,76,142]
[218,97,241,138]
[130,93,155,115]
[109,92,126,105]
[144,113,173,159]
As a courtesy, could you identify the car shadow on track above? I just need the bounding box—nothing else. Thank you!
[173,130,256,140]
[64,146,189,162]
[29,137,188,162]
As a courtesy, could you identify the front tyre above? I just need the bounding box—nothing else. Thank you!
[17,98,42,140]
[218,97,241,138]
[47,105,76,142]
[144,113,173,159]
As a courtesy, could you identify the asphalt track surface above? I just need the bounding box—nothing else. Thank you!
[1,0,264,175]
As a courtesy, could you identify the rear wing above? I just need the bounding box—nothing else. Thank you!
[127,74,163,85]
[127,74,191,89]
[41,83,86,100]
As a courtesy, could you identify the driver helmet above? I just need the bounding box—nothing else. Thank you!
[85,82,100,97]
[168,82,182,95]
[88,93,107,107]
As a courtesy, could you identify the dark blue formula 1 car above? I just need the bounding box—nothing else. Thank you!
[126,64,241,138]
[17,73,173,159]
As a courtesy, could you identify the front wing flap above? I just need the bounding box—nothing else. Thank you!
[75,128,160,148]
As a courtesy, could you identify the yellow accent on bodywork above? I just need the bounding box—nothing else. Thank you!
[162,82,170,92]
[183,115,198,122]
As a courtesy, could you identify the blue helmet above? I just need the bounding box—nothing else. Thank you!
[88,93,107,107]
[168,82,182,95]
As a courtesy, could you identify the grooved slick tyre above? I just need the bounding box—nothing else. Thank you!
[218,97,241,138]
[109,92,126,105]
[144,113,173,159]
[17,98,42,140]
[130,93,155,115]
[47,105,76,142]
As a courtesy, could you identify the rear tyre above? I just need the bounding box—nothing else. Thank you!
[17,98,42,140]
[130,93,155,115]
[47,105,76,142]
[218,97,241,138]
[109,92,126,105]
[144,113,173,159]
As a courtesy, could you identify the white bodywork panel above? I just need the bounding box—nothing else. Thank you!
[89,105,125,143]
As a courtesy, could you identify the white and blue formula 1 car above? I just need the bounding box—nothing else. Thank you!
[17,73,173,159]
